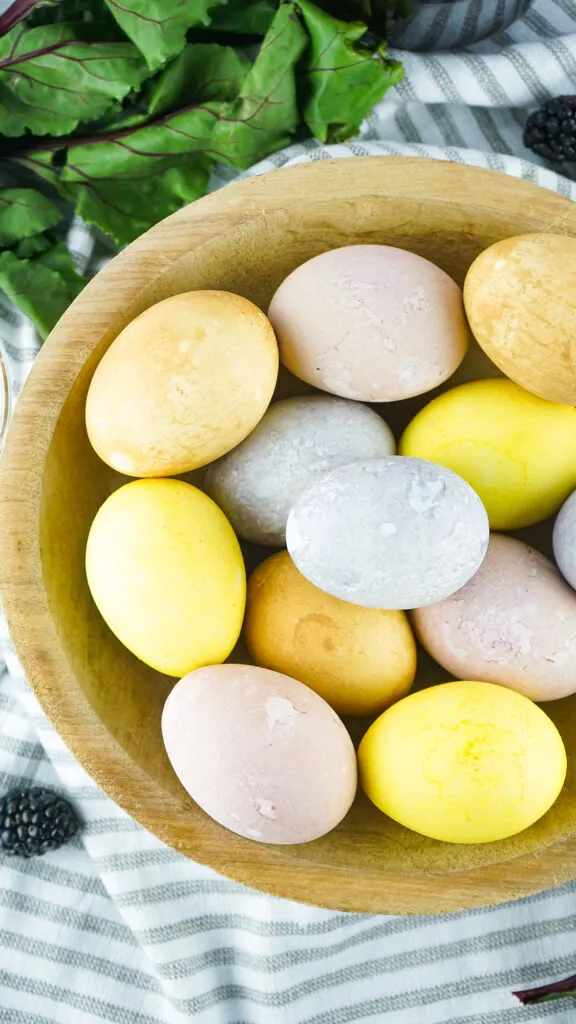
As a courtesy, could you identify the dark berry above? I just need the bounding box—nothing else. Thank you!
[0,787,79,858]
[524,96,576,163]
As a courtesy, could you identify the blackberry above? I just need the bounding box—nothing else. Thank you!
[524,96,576,163]
[0,786,79,858]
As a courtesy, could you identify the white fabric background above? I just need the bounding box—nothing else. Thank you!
[2,2,576,1022]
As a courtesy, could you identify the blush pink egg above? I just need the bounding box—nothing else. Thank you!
[412,533,576,702]
[161,664,357,844]
[268,245,469,402]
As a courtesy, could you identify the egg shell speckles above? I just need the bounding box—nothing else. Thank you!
[205,396,395,546]
[412,533,576,702]
[553,490,576,592]
[358,680,567,844]
[463,233,576,406]
[244,551,417,716]
[161,664,357,845]
[85,291,279,478]
[286,457,489,610]
[268,245,469,402]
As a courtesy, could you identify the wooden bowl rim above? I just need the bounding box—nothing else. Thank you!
[2,157,576,915]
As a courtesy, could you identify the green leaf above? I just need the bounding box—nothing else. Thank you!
[207,0,279,35]
[211,1,308,169]
[296,0,403,143]
[0,24,150,137]
[0,187,62,246]
[147,43,251,118]
[59,124,214,244]
[15,232,53,258]
[0,243,84,338]
[103,0,229,70]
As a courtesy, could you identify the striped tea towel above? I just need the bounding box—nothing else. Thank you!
[2,1,576,1022]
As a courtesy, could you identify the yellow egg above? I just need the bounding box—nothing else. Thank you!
[399,378,576,530]
[358,681,566,844]
[86,479,245,676]
[86,291,278,477]
[244,552,416,716]
[464,233,576,405]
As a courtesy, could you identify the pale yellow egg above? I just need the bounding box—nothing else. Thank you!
[86,479,245,677]
[85,291,278,477]
[400,378,576,530]
[244,552,416,716]
[464,233,576,405]
[358,681,566,844]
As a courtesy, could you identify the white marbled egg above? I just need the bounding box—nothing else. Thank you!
[553,489,576,591]
[205,395,395,546]
[161,663,357,845]
[286,457,489,609]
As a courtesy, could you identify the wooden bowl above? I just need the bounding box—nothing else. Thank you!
[2,158,576,915]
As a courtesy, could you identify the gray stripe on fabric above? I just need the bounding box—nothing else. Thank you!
[0,734,46,761]
[470,108,513,154]
[0,930,161,994]
[0,972,164,1024]
[142,912,368,944]
[0,889,137,945]
[95,848,182,872]
[420,106,468,147]
[84,817,144,835]
[1,856,108,896]
[0,692,23,714]
[296,953,576,1024]
[525,7,565,39]
[119,879,265,906]
[459,54,510,105]
[159,911,576,981]
[503,49,552,101]
[143,879,576,944]
[419,55,463,104]
[547,36,576,84]
[394,107,426,143]
[0,1012,66,1024]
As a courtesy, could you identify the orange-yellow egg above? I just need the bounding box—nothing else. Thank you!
[244,551,417,716]
[86,291,278,477]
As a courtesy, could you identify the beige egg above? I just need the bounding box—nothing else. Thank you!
[412,533,576,702]
[268,245,469,402]
[161,664,357,845]
[86,291,279,477]
[245,552,416,716]
[464,234,576,405]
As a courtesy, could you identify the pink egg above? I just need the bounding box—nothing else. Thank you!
[268,245,469,401]
[161,664,357,844]
[412,533,576,702]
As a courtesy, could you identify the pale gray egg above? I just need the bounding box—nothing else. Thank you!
[553,490,576,591]
[205,395,395,546]
[413,534,576,702]
[286,457,489,609]
[161,663,357,845]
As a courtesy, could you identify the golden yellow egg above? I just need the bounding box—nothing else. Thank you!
[244,551,416,716]
[86,479,246,677]
[358,681,567,844]
[85,291,278,477]
[464,233,576,404]
[399,378,576,529]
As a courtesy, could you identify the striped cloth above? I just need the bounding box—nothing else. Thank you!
[2,1,576,1021]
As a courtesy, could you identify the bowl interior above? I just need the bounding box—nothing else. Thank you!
[6,159,576,913]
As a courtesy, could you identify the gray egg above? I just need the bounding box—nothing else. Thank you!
[205,396,395,546]
[286,457,489,609]
[553,490,576,590]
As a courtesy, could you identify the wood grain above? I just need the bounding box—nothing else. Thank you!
[2,158,576,915]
